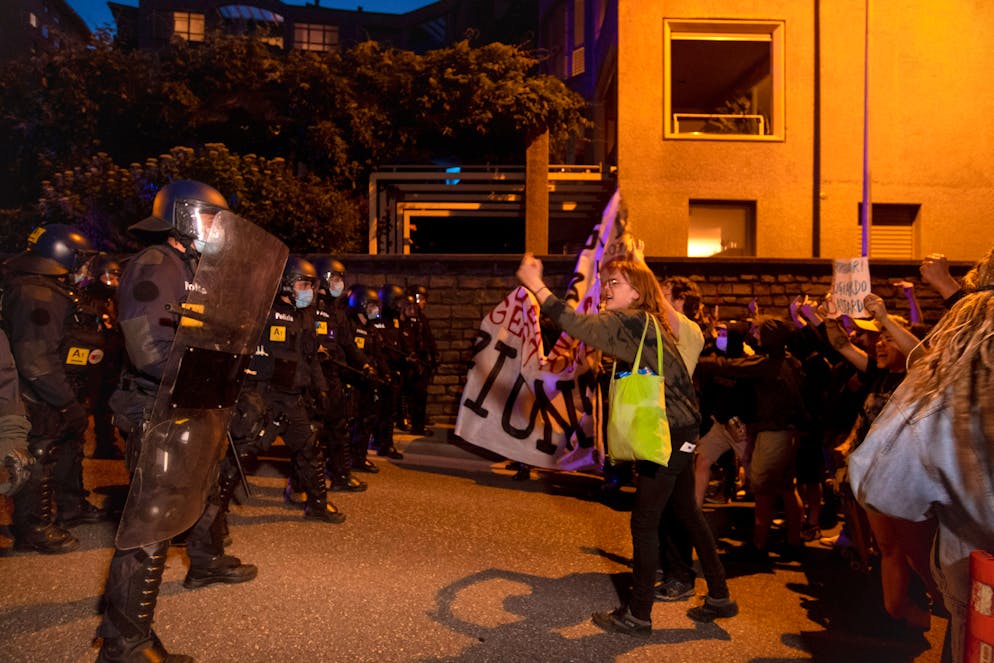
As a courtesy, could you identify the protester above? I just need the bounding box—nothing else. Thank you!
[517,252,737,637]
[851,248,994,661]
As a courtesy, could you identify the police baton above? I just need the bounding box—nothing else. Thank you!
[226,433,252,498]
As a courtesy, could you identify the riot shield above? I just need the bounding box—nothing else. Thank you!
[115,211,288,549]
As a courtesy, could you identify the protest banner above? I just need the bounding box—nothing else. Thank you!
[454,191,625,471]
[827,257,872,318]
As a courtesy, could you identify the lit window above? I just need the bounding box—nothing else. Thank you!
[688,200,755,257]
[294,23,339,52]
[29,12,37,27]
[665,19,784,140]
[174,12,205,42]
[857,203,919,259]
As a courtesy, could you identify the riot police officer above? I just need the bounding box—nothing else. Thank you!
[371,284,408,459]
[244,256,346,523]
[78,254,125,460]
[401,285,439,436]
[346,285,384,473]
[99,181,259,663]
[312,257,372,492]
[2,224,98,553]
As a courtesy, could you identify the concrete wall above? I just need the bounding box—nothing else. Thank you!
[614,0,994,261]
[819,0,994,260]
[617,0,815,258]
[341,254,969,426]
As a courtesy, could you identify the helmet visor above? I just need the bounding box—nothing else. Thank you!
[174,199,223,241]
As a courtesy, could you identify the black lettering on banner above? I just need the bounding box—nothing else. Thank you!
[564,271,584,306]
[469,330,492,358]
[500,373,541,441]
[463,338,515,418]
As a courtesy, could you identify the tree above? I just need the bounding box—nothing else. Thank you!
[38,144,362,253]
[1,33,590,250]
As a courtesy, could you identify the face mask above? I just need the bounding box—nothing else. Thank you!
[192,239,207,254]
[715,335,728,353]
[329,284,344,298]
[294,289,314,309]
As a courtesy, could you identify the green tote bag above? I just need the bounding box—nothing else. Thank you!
[607,314,672,466]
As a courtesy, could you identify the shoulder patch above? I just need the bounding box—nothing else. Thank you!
[135,247,166,266]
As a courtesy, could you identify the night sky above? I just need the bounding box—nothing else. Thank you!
[66,0,438,32]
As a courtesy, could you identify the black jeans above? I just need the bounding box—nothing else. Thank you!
[628,426,729,621]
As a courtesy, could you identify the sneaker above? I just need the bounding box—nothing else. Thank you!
[183,555,258,589]
[687,596,739,622]
[654,578,695,602]
[819,531,853,549]
[591,606,651,638]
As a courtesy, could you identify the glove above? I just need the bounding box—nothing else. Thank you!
[59,401,89,436]
[315,390,331,414]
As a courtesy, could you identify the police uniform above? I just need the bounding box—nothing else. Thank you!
[100,241,256,657]
[370,307,406,458]
[244,291,344,522]
[347,302,381,472]
[315,290,370,490]
[79,278,125,459]
[2,270,92,551]
[400,304,438,436]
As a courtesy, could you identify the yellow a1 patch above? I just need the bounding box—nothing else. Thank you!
[270,326,287,342]
[355,336,365,349]
[65,347,90,365]
[316,321,328,336]
[179,302,205,328]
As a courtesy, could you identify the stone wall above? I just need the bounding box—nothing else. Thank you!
[340,255,971,425]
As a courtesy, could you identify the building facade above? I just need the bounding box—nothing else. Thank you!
[109,0,536,54]
[0,0,90,61]
[541,0,994,262]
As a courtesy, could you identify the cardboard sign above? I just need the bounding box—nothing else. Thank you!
[828,257,872,318]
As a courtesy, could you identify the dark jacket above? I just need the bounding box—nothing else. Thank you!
[541,296,700,432]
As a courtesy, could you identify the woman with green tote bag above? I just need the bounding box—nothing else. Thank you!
[517,253,737,637]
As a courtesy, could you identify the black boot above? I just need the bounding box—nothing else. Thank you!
[183,554,258,589]
[302,449,345,524]
[12,453,78,554]
[98,543,193,662]
[329,475,367,492]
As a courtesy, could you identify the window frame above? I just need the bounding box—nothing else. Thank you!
[294,22,339,52]
[173,11,205,42]
[663,18,785,142]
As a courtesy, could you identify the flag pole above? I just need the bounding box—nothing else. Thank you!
[861,0,871,257]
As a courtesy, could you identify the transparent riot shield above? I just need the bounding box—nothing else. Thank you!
[115,211,288,549]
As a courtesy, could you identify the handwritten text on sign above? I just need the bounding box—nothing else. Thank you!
[830,257,872,318]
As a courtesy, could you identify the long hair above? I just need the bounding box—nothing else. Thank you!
[905,248,994,472]
[606,259,674,338]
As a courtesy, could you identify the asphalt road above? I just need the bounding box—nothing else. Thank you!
[0,429,946,662]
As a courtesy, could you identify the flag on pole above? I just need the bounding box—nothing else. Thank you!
[454,190,626,471]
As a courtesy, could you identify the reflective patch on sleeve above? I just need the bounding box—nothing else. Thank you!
[270,326,287,342]
[179,302,205,328]
[316,321,328,336]
[393,319,400,329]
[65,347,90,366]
[355,336,365,349]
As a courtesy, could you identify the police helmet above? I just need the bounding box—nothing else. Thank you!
[347,285,380,317]
[281,256,318,295]
[378,284,408,317]
[408,284,428,306]
[5,224,94,276]
[87,253,123,287]
[311,256,346,290]
[129,180,229,243]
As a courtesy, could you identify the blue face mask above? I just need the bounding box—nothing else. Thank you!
[192,239,207,254]
[715,335,728,353]
[294,289,314,309]
[329,283,344,298]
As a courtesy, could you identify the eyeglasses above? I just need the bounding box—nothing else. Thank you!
[603,278,629,289]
